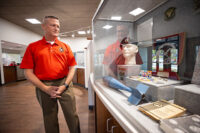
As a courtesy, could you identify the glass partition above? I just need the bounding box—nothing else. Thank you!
[92,0,200,102]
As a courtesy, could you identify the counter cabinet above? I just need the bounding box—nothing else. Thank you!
[3,66,17,83]
[3,66,26,84]
[95,93,126,133]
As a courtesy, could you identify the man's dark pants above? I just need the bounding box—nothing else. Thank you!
[36,78,81,133]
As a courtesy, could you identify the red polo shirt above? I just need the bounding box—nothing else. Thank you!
[103,41,122,65]
[20,37,77,80]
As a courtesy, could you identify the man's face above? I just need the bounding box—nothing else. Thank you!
[42,18,60,37]
[117,26,128,42]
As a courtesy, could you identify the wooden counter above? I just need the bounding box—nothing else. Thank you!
[77,68,85,86]
[3,66,17,83]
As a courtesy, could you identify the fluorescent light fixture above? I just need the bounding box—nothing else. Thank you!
[129,8,145,16]
[72,34,75,37]
[102,25,113,29]
[25,18,41,24]
[78,31,86,34]
[87,30,90,34]
[111,16,122,20]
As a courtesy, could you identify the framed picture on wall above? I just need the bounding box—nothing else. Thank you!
[152,32,186,80]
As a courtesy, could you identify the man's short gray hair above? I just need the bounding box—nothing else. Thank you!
[43,16,59,24]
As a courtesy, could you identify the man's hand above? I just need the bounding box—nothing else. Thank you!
[45,85,66,98]
[55,85,66,97]
[44,86,60,98]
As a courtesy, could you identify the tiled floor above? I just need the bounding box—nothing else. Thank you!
[0,80,95,133]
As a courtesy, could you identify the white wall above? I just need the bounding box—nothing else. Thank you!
[137,18,153,42]
[60,37,91,52]
[0,18,41,45]
[0,17,42,84]
[86,41,95,107]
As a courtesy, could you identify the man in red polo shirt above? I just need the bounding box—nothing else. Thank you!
[20,16,80,133]
[103,25,143,77]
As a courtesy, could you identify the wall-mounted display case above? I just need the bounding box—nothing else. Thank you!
[92,0,200,132]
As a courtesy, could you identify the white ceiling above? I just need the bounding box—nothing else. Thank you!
[0,0,167,51]
[95,0,167,22]
[0,0,101,38]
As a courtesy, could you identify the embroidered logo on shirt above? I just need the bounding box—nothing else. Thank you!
[59,47,64,52]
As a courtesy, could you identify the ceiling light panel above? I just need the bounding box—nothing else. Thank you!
[25,18,41,24]
[129,8,145,16]
[111,16,122,20]
[78,31,86,34]
[87,30,91,34]
[102,25,113,29]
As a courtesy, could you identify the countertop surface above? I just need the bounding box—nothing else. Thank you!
[91,75,164,133]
